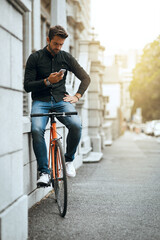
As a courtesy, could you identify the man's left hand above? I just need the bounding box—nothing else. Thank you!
[63,94,79,103]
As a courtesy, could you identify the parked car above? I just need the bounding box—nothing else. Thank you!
[144,120,157,136]
[153,121,160,137]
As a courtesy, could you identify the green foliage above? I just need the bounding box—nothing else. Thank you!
[129,36,160,121]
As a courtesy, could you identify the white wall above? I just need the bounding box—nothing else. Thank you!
[0,1,30,239]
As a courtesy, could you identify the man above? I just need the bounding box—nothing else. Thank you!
[24,25,90,187]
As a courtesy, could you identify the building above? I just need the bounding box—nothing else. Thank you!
[0,0,106,239]
[114,50,140,122]
[102,65,121,140]
[102,49,141,139]
[120,68,134,122]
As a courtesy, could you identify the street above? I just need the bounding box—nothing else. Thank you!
[28,131,160,240]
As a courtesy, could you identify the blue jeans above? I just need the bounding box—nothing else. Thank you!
[31,97,82,174]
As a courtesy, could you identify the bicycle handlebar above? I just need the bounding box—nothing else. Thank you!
[31,112,78,117]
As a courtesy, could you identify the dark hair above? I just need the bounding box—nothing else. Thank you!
[48,25,68,41]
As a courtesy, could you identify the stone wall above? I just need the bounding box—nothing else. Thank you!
[0,1,30,239]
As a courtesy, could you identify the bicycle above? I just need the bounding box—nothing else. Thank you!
[31,111,77,217]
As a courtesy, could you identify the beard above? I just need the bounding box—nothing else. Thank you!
[48,44,59,55]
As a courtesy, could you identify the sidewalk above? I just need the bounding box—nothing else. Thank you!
[28,131,160,240]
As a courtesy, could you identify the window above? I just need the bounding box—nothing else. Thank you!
[106,111,110,116]
[41,16,50,48]
[23,0,51,116]
[41,0,51,48]
[23,12,31,116]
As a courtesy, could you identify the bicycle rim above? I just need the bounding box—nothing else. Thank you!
[54,140,67,217]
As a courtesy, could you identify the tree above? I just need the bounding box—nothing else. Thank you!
[129,36,160,122]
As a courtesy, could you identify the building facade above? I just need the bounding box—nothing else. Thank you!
[102,65,122,140]
[0,0,107,239]
[0,1,30,239]
[114,50,141,122]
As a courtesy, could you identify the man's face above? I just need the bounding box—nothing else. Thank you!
[47,36,65,55]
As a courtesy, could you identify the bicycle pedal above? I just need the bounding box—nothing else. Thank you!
[37,182,51,188]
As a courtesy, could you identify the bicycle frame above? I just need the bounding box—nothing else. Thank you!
[48,116,64,183]
[48,117,57,180]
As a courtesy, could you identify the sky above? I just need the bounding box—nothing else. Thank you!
[91,0,160,56]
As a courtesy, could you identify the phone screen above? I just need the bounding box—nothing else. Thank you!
[59,69,66,73]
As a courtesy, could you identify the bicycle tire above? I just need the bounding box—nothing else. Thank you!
[53,139,67,217]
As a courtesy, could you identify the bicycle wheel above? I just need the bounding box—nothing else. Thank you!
[54,139,67,217]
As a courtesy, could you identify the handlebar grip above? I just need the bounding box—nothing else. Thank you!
[31,113,46,117]
[65,112,78,115]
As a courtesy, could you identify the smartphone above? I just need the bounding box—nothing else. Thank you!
[59,69,66,74]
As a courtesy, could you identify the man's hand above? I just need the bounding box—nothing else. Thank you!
[48,72,64,84]
[63,94,79,103]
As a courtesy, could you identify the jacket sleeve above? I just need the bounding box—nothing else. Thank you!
[68,54,91,96]
[24,54,46,93]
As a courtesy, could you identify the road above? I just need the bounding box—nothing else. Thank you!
[28,131,160,240]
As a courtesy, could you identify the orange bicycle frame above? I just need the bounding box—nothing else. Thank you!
[48,122,57,179]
